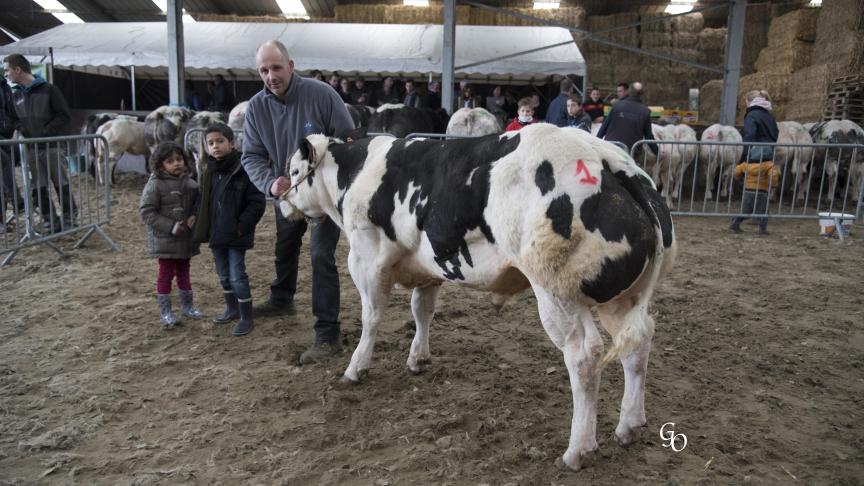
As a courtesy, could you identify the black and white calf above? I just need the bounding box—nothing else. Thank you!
[280,123,676,471]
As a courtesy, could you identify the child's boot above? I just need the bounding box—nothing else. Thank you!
[158,294,181,327]
[213,291,239,324]
[232,298,254,336]
[179,289,205,318]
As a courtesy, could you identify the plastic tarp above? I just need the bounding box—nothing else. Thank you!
[0,22,585,82]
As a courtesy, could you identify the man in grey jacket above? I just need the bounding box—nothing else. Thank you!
[241,40,354,364]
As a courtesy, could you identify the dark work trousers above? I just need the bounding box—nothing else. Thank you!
[272,204,341,343]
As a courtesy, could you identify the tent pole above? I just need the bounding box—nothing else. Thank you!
[442,0,455,115]
[131,65,137,111]
[167,0,185,106]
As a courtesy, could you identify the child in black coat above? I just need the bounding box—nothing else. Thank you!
[193,123,266,336]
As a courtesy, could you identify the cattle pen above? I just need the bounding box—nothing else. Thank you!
[1,173,861,484]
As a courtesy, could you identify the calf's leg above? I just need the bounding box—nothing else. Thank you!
[407,284,439,374]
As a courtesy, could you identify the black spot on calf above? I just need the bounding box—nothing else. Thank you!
[546,194,573,239]
[535,161,555,195]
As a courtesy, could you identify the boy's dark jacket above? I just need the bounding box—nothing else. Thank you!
[193,150,265,248]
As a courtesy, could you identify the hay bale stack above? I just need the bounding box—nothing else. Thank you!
[755,43,812,74]
[814,0,864,70]
[698,28,726,67]
[784,63,838,122]
[699,79,724,124]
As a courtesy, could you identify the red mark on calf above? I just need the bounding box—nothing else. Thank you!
[575,159,598,185]
[705,133,715,140]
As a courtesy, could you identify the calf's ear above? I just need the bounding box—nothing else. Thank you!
[299,137,315,162]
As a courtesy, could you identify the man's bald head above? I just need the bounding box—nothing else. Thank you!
[630,81,644,96]
[256,40,294,97]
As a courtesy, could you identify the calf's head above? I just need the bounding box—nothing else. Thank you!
[279,134,334,221]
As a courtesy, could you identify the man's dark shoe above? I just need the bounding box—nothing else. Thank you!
[253,298,296,317]
[299,341,342,365]
[730,225,742,234]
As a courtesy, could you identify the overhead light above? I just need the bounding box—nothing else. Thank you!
[533,1,560,9]
[0,25,21,41]
[33,0,84,23]
[274,0,310,19]
[151,0,167,11]
[665,0,696,15]
[404,0,429,6]
[182,9,196,23]
[808,0,822,6]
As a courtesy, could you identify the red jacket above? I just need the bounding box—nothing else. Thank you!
[505,117,537,132]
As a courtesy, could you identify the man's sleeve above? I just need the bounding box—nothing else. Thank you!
[326,90,356,140]
[240,105,276,197]
[45,86,71,136]
[596,109,612,138]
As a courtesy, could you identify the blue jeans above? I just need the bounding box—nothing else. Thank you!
[272,205,341,343]
[730,190,769,231]
[212,247,251,301]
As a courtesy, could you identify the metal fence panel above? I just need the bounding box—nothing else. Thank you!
[630,139,864,225]
[1,134,119,266]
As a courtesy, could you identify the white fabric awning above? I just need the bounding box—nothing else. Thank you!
[0,22,585,83]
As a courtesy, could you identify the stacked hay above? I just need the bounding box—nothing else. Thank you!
[783,2,864,122]
[469,6,586,27]
[753,9,818,74]
[698,28,726,67]
[737,72,791,121]
[698,79,723,124]
[334,4,472,23]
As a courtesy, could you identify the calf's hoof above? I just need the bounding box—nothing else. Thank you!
[615,422,646,446]
[555,449,596,472]
[339,369,369,385]
[407,358,432,375]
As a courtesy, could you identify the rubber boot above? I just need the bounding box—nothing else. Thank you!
[178,289,205,318]
[58,184,78,229]
[32,187,59,233]
[232,299,254,336]
[213,291,239,324]
[158,293,181,327]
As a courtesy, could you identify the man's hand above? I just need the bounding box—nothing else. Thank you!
[270,176,291,197]
[172,222,187,235]
[186,215,196,228]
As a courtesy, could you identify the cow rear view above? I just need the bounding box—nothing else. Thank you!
[281,124,676,471]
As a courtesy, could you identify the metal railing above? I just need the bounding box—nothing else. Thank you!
[1,134,120,266]
[630,139,864,227]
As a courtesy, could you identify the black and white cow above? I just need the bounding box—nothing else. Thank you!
[279,124,676,471]
[366,105,449,137]
[80,112,136,178]
[808,120,864,202]
[345,103,374,129]
[185,110,227,161]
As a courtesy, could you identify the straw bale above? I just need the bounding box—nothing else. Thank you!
[672,32,699,49]
[784,63,835,122]
[640,14,673,33]
[699,79,724,124]
[641,32,671,48]
[698,28,726,53]
[737,72,791,123]
[755,42,813,74]
[766,9,819,48]
[672,13,704,33]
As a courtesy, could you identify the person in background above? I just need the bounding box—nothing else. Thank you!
[310,70,324,82]
[546,78,574,127]
[564,95,592,132]
[730,89,780,236]
[185,80,203,111]
[458,84,481,109]
[193,123,266,336]
[403,79,421,108]
[596,81,656,154]
[485,85,507,127]
[209,74,235,113]
[328,73,341,92]
[139,142,204,327]
[0,75,24,232]
[505,97,538,132]
[3,53,76,233]
[338,78,353,103]
[529,93,546,121]
[351,78,371,105]
[241,40,355,364]
[373,76,402,107]
[426,80,441,110]
[614,82,629,103]
[583,87,606,123]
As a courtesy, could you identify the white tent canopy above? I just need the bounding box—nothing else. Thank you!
[0,22,585,83]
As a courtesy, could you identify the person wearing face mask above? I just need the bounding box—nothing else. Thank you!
[505,98,538,132]
[240,40,354,364]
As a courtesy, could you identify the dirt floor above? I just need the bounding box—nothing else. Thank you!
[1,174,862,485]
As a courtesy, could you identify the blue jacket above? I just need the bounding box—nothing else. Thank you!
[199,151,266,249]
[596,94,656,153]
[545,92,569,127]
[742,106,778,144]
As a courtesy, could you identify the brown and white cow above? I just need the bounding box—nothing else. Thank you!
[279,124,676,471]
[94,117,149,184]
[143,105,193,154]
[774,121,815,201]
[185,110,226,163]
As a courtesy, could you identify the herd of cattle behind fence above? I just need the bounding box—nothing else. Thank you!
[1,115,862,265]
